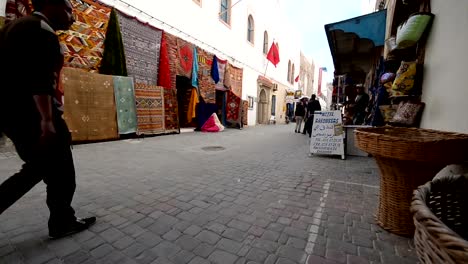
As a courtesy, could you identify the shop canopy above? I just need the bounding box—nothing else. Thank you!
[325,10,387,81]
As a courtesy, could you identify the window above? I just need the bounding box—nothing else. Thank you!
[263,31,269,55]
[291,64,295,84]
[287,60,291,82]
[247,15,254,44]
[271,95,276,116]
[220,0,230,25]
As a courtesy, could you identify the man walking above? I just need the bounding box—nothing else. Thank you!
[304,94,322,137]
[294,101,306,133]
[0,0,96,239]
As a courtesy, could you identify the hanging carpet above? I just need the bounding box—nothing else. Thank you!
[163,87,179,133]
[197,47,216,103]
[113,76,137,134]
[226,90,242,127]
[100,8,127,76]
[117,10,162,85]
[213,56,228,91]
[229,65,243,97]
[61,67,118,142]
[176,38,193,78]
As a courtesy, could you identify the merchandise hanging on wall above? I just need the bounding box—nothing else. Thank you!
[117,10,162,85]
[157,32,172,89]
[197,47,216,104]
[176,38,194,79]
[4,0,31,23]
[61,67,119,142]
[228,64,243,98]
[226,90,242,127]
[100,8,127,76]
[58,0,111,72]
[163,87,179,133]
[134,84,165,135]
[113,76,137,134]
[242,100,249,126]
[211,55,228,91]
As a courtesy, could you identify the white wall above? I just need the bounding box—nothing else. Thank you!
[420,0,468,133]
[102,0,300,126]
[0,0,6,17]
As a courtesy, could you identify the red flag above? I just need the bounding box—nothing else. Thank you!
[295,75,299,82]
[266,42,280,67]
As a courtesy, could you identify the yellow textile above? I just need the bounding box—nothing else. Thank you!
[187,88,199,123]
[391,61,417,96]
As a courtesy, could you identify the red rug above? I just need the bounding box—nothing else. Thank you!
[226,90,241,125]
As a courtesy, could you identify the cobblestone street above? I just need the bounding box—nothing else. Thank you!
[0,125,418,264]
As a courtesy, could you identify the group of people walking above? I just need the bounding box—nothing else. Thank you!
[294,94,322,137]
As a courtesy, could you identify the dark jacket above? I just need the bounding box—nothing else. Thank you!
[295,104,305,117]
[307,100,321,116]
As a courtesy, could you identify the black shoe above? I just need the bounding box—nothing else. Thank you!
[295,130,297,133]
[49,217,97,239]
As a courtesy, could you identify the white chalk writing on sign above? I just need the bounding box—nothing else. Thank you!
[310,111,344,156]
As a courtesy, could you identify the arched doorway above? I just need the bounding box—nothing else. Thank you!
[258,89,268,124]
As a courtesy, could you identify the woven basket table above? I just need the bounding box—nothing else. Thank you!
[411,175,468,263]
[355,127,468,237]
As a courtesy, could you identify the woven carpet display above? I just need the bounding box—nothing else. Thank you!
[242,100,249,125]
[117,10,162,85]
[100,8,127,76]
[62,67,118,142]
[157,32,172,89]
[163,88,179,133]
[197,47,216,103]
[176,38,193,79]
[113,76,137,134]
[58,0,111,72]
[164,32,178,91]
[134,84,165,135]
[229,64,243,97]
[5,0,32,23]
[226,90,242,126]
[213,56,228,91]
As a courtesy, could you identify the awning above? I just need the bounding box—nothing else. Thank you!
[325,10,387,80]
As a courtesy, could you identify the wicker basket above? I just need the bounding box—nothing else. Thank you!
[411,175,468,263]
[355,127,468,236]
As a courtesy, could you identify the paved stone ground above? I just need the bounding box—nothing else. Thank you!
[0,125,419,264]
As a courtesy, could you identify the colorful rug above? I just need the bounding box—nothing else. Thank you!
[164,32,178,91]
[197,47,216,103]
[61,67,118,142]
[213,56,228,91]
[113,76,137,134]
[176,38,193,78]
[157,32,172,89]
[196,102,218,131]
[5,0,32,23]
[117,10,162,85]
[100,8,127,76]
[226,90,242,126]
[242,100,249,125]
[134,84,165,135]
[163,87,179,132]
[58,0,111,72]
[201,113,224,133]
[229,64,243,97]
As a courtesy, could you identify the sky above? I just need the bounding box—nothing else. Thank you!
[283,0,370,76]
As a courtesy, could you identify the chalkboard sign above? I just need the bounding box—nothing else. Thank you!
[310,111,345,159]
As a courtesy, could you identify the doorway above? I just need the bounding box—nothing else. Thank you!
[176,76,196,128]
[257,88,268,124]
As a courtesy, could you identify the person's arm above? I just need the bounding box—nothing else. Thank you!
[33,95,56,144]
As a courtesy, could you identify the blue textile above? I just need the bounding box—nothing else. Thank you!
[192,48,199,88]
[211,55,220,84]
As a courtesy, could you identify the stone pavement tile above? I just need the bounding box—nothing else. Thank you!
[123,242,147,258]
[216,238,242,254]
[283,227,308,239]
[193,243,215,258]
[246,248,269,263]
[176,235,201,251]
[306,255,338,264]
[277,245,307,263]
[222,228,246,242]
[209,250,238,264]
[247,226,265,237]
[196,230,221,245]
[169,249,196,264]
[90,243,114,259]
[261,230,280,242]
[252,239,280,254]
[207,223,227,234]
[228,220,251,232]
[275,257,296,264]
[47,238,81,258]
[136,232,163,248]
[152,241,182,259]
[266,223,286,233]
[347,255,370,264]
[113,236,136,250]
[152,257,176,264]
[162,229,182,241]
[184,225,203,236]
[100,227,126,243]
[265,254,278,264]
[357,247,381,262]
[63,250,92,264]
[189,256,211,264]
[325,249,346,263]
[327,238,357,255]
[286,237,306,249]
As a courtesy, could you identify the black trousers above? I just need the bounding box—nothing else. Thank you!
[0,116,76,229]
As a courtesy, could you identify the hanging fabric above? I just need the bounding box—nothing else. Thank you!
[100,8,128,76]
[187,88,199,123]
